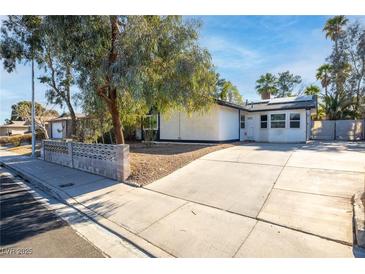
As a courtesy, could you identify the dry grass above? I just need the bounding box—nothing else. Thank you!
[128,142,236,185]
[5,144,41,156]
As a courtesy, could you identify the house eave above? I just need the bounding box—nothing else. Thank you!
[242,105,316,113]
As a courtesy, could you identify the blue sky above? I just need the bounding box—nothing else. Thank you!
[1,15,365,123]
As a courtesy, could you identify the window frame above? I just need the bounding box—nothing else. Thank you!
[270,113,286,129]
[143,114,159,130]
[289,113,301,129]
[260,115,268,129]
[240,114,245,129]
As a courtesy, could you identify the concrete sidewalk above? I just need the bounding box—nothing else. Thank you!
[0,148,359,258]
[0,167,104,258]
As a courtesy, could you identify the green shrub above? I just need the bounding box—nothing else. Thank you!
[0,133,33,146]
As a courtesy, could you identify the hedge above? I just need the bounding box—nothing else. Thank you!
[0,131,44,146]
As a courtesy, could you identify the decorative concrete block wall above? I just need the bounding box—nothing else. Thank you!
[42,140,130,181]
[42,140,73,168]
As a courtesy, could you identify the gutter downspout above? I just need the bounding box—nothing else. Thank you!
[238,109,241,141]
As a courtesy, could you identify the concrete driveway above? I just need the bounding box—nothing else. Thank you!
[145,142,365,257]
[2,142,364,257]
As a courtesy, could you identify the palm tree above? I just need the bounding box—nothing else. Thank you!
[255,73,278,99]
[304,85,321,96]
[316,64,332,97]
[323,16,348,97]
[321,93,354,120]
[323,15,348,44]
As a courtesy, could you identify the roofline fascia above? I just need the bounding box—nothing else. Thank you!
[241,106,316,113]
[215,98,316,112]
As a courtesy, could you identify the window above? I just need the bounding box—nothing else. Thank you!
[271,114,286,128]
[290,113,300,128]
[260,115,268,129]
[143,114,158,130]
[240,114,245,129]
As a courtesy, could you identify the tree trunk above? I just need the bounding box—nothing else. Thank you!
[96,16,125,144]
[40,124,49,139]
[34,119,49,139]
[65,65,77,137]
[109,98,124,144]
[108,16,124,144]
[66,101,77,137]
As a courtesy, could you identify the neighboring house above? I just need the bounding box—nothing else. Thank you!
[138,95,317,143]
[0,120,31,136]
[47,114,87,139]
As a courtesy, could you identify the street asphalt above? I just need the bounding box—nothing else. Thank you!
[0,168,104,258]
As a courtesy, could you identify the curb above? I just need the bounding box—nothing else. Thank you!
[353,191,365,249]
[0,160,172,258]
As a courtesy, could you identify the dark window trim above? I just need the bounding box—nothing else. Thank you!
[289,112,301,129]
[270,113,286,128]
[240,114,245,129]
[260,115,268,129]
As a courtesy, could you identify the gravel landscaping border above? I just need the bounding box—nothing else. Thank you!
[127,142,237,186]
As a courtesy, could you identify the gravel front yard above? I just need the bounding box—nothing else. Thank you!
[3,142,236,186]
[128,142,236,185]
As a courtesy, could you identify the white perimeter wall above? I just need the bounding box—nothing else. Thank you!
[240,109,308,143]
[160,105,239,141]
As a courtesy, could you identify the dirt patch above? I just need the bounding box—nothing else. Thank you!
[128,142,236,185]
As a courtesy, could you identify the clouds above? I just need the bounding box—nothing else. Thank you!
[200,35,264,70]
[197,16,340,100]
[269,27,331,84]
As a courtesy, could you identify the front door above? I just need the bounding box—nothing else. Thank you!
[246,116,254,140]
[240,113,255,141]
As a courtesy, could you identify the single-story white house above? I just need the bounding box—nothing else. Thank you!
[138,95,317,143]
[0,120,31,136]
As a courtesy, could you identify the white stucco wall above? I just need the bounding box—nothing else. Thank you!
[159,111,180,140]
[240,109,307,143]
[218,105,239,140]
[160,105,239,141]
[160,105,309,143]
[0,127,28,136]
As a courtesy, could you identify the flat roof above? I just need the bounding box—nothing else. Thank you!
[216,95,316,112]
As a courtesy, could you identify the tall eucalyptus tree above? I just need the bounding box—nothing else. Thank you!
[70,16,217,144]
